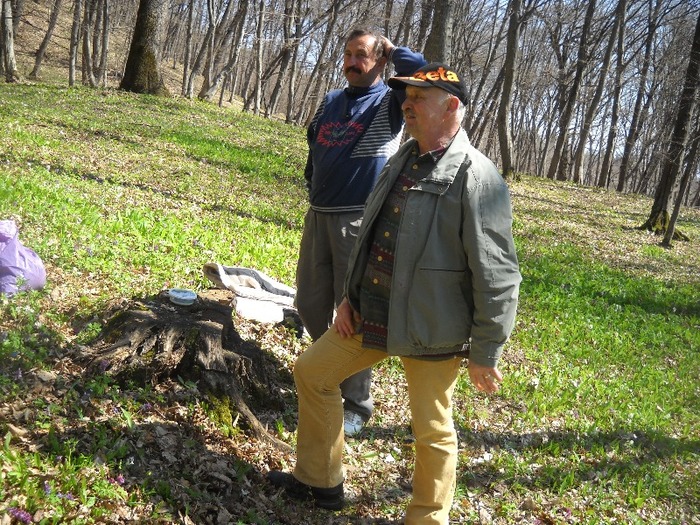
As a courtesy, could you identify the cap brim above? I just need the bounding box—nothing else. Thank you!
[387,76,434,90]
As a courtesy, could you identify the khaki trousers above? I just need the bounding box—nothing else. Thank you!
[292,328,462,525]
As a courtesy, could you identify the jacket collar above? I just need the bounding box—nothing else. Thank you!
[403,129,471,185]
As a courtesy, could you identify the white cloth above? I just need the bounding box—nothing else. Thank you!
[202,263,296,324]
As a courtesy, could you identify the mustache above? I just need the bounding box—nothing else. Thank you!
[345,66,362,75]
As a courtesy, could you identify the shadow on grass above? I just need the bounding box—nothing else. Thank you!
[522,251,700,318]
[457,425,699,503]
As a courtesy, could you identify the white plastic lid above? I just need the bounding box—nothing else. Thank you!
[168,288,197,306]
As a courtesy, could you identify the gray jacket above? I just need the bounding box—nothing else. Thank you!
[345,129,521,367]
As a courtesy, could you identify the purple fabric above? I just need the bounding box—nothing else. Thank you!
[0,220,46,295]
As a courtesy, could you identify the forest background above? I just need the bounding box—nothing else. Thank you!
[0,0,699,524]
[2,0,700,213]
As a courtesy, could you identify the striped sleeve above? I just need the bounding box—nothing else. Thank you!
[351,95,404,159]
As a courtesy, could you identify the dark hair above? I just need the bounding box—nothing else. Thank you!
[344,28,384,59]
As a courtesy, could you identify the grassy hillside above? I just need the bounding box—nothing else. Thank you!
[1,82,699,524]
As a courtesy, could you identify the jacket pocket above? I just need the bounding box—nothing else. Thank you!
[406,267,473,349]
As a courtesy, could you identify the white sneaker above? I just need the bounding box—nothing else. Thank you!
[343,410,365,437]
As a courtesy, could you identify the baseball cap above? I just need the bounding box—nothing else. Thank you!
[388,63,467,104]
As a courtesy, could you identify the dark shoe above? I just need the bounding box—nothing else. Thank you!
[267,470,344,510]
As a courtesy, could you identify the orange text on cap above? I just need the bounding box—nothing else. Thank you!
[413,67,460,82]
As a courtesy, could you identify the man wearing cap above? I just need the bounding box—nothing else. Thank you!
[295,28,426,437]
[269,63,521,524]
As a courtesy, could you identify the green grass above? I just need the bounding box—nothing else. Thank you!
[1,82,699,524]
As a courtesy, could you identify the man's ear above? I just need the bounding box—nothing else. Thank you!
[446,95,460,112]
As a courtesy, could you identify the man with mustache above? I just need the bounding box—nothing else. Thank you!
[295,28,425,437]
[270,62,521,523]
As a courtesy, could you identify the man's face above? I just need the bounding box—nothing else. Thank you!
[401,86,451,139]
[343,35,386,87]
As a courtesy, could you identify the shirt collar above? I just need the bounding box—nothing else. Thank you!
[413,132,459,162]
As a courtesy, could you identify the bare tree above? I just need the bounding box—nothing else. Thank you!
[29,0,64,80]
[1,0,20,82]
[251,0,264,114]
[394,0,415,45]
[452,0,509,148]
[180,0,195,97]
[294,1,341,125]
[641,10,700,243]
[423,0,454,62]
[81,0,98,86]
[96,0,110,86]
[546,0,596,181]
[597,0,629,188]
[197,0,249,101]
[267,0,300,116]
[284,0,303,123]
[572,0,624,185]
[5,0,698,213]
[69,0,82,86]
[120,0,169,95]
[498,0,523,180]
[616,0,662,192]
[196,0,232,100]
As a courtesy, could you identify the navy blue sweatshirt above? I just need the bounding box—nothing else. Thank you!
[304,47,426,213]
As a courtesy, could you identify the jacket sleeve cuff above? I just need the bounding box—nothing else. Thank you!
[391,47,427,76]
[467,343,503,368]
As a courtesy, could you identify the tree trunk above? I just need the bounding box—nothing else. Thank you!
[498,0,521,181]
[29,0,64,80]
[252,0,264,115]
[81,0,98,87]
[423,0,453,62]
[573,0,623,185]
[96,0,109,86]
[120,0,169,96]
[68,0,81,86]
[10,0,21,35]
[185,5,212,99]
[681,120,700,206]
[417,0,432,54]
[197,0,233,100]
[81,289,293,451]
[198,0,246,101]
[180,0,195,97]
[692,167,700,206]
[394,0,414,46]
[267,0,297,116]
[224,0,248,102]
[617,0,660,192]
[598,0,627,188]
[294,0,339,124]
[284,3,302,123]
[382,0,392,36]
[650,12,700,244]
[1,0,19,82]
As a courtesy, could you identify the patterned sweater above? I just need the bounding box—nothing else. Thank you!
[304,47,426,213]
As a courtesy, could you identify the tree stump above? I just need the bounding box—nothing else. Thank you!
[80,289,294,451]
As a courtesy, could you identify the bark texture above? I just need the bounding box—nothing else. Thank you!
[120,0,169,95]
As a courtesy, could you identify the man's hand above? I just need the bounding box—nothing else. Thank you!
[333,298,361,338]
[381,37,395,59]
[467,362,503,394]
